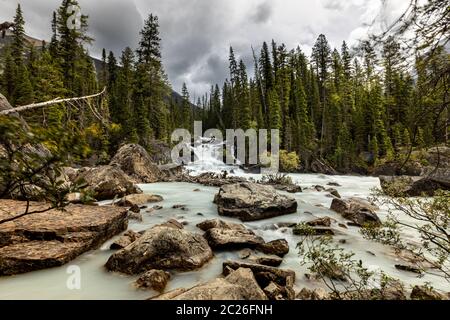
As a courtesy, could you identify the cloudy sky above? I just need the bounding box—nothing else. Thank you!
[0,0,409,96]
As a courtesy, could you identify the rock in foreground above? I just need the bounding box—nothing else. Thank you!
[223,260,296,300]
[105,224,213,274]
[0,200,128,276]
[154,268,267,300]
[135,269,170,292]
[214,183,298,221]
[410,285,447,300]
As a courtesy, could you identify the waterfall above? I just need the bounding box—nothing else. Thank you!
[186,137,242,175]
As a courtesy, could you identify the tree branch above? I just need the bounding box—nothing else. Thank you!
[0,87,107,116]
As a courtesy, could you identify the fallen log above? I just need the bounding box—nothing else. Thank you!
[0,87,106,116]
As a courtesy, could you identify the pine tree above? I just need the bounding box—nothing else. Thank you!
[49,11,59,58]
[115,47,135,141]
[134,13,169,142]
[181,83,192,131]
[259,42,273,123]
[311,34,331,94]
[1,49,16,101]
[55,0,94,96]
[341,41,352,80]
[107,51,120,125]
[13,63,34,106]
[99,48,108,88]
[228,47,239,129]
[238,60,251,130]
[383,36,403,130]
[268,88,281,130]
[370,136,379,163]
[8,4,34,106]
[311,34,331,156]
[33,50,67,127]
[12,4,26,65]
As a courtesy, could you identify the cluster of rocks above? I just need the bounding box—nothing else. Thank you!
[106,222,213,274]
[379,174,449,197]
[296,283,449,301]
[115,193,164,222]
[105,215,295,300]
[148,262,295,300]
[154,267,269,300]
[176,172,247,187]
[310,184,342,198]
[177,172,303,194]
[66,144,165,201]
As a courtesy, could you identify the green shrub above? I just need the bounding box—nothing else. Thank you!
[280,150,300,172]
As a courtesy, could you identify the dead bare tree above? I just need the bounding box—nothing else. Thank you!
[0,21,14,39]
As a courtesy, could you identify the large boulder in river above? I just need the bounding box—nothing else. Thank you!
[0,200,128,275]
[75,165,141,201]
[110,144,162,183]
[256,239,290,257]
[154,267,267,300]
[105,224,213,274]
[198,219,265,250]
[203,227,265,250]
[330,197,381,227]
[214,183,298,222]
[196,219,248,232]
[116,193,163,207]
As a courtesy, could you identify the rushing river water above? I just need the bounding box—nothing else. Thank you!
[0,140,448,299]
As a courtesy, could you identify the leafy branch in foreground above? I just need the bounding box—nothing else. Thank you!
[0,114,87,221]
[362,188,450,281]
[298,235,407,300]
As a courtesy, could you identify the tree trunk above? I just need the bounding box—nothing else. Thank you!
[0,93,29,128]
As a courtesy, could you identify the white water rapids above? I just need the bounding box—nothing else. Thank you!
[0,140,448,299]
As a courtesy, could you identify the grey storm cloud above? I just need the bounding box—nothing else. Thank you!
[82,0,143,58]
[251,1,273,24]
[0,0,407,96]
[322,0,345,11]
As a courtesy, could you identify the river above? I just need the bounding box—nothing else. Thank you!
[0,141,447,299]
